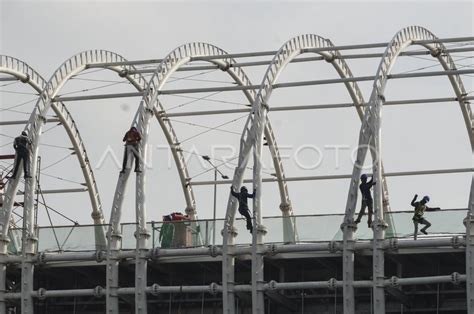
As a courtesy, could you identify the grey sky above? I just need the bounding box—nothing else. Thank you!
[0,0,472,229]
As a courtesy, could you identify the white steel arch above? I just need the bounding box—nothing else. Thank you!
[108,42,292,314]
[343,26,473,314]
[221,33,396,314]
[1,50,152,314]
[0,55,107,248]
[0,56,107,314]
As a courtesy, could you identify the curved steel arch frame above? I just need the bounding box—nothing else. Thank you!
[0,56,108,314]
[221,34,396,314]
[344,26,473,313]
[1,50,151,314]
[0,55,107,248]
[109,42,291,314]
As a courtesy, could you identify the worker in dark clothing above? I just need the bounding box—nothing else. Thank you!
[230,186,256,233]
[120,127,142,173]
[12,131,32,179]
[411,194,440,240]
[354,174,376,228]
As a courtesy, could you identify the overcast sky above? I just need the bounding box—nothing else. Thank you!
[0,1,472,242]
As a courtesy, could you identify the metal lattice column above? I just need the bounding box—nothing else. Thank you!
[344,25,473,313]
[466,176,474,313]
[1,50,151,314]
[126,41,291,313]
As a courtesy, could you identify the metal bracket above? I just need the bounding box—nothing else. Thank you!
[37,288,47,300]
[93,286,104,298]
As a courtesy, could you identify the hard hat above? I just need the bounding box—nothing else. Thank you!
[360,174,368,180]
[422,195,430,203]
[21,130,28,136]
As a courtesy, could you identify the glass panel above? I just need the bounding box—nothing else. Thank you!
[296,214,345,242]
[11,209,466,252]
[121,223,136,250]
[37,225,98,252]
[8,228,22,254]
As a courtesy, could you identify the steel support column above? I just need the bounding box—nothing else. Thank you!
[107,169,131,313]
[0,238,7,314]
[372,95,386,313]
[135,168,149,313]
[251,104,267,314]
[466,176,474,313]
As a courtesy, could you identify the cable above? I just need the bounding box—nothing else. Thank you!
[37,172,62,251]
[70,77,129,84]
[166,91,223,112]
[57,81,127,97]
[71,68,106,77]
[400,56,473,74]
[0,141,13,148]
[0,81,19,88]
[41,153,74,170]
[0,134,71,150]
[0,160,85,186]
[0,97,39,112]
[180,113,248,143]
[169,119,242,136]
[40,172,85,186]
[41,123,62,134]
[182,148,275,179]
[166,69,218,84]
[0,90,38,96]
[166,94,248,107]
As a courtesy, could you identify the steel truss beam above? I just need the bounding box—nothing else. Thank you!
[189,167,473,186]
[87,36,473,67]
[343,26,473,314]
[16,188,88,195]
[128,46,474,74]
[221,33,396,314]
[1,234,465,265]
[52,91,146,102]
[165,95,474,117]
[0,55,114,314]
[156,69,474,95]
[1,273,466,299]
[0,118,61,126]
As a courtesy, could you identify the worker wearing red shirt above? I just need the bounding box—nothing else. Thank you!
[121,127,142,173]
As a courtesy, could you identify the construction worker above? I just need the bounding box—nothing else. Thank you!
[230,186,256,233]
[411,194,440,240]
[120,126,141,173]
[354,174,375,227]
[12,131,31,179]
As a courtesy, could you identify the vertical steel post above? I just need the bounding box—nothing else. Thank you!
[466,176,474,312]
[135,160,149,313]
[0,238,7,314]
[372,95,386,313]
[222,226,237,314]
[21,160,37,314]
[106,239,120,313]
[251,105,267,314]
[107,170,131,313]
[213,169,217,246]
[342,224,356,313]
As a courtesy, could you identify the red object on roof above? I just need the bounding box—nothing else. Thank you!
[171,212,189,221]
